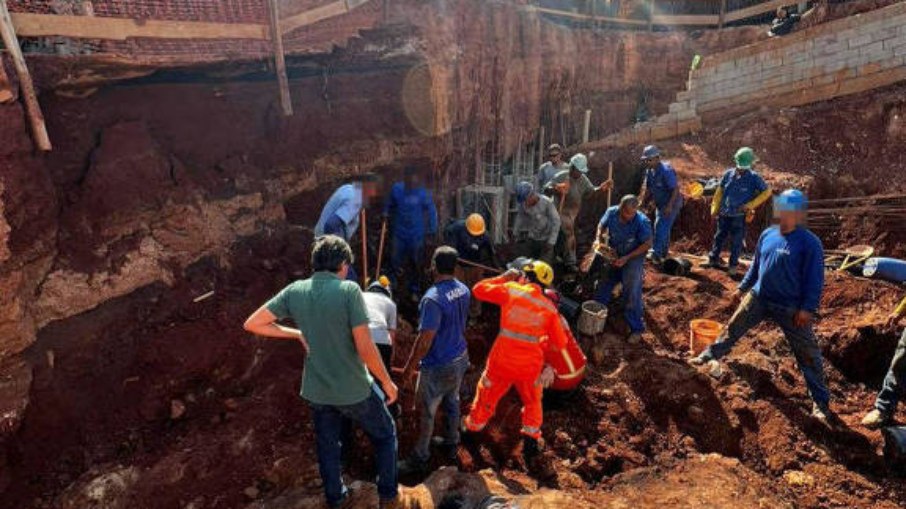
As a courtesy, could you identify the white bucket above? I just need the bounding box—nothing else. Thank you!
[577,301,608,336]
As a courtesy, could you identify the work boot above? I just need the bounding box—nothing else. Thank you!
[627,332,642,344]
[688,352,713,366]
[398,455,428,476]
[811,403,836,425]
[431,436,459,462]
[647,252,664,265]
[861,408,892,429]
[522,435,541,464]
[700,258,724,269]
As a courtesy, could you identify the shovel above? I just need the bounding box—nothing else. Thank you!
[833,244,874,272]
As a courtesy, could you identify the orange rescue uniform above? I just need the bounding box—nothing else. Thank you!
[464,274,569,439]
[547,316,587,391]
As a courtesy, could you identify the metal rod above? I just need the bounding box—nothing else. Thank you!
[457,257,503,274]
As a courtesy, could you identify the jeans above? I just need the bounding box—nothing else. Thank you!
[709,215,746,268]
[311,385,398,506]
[700,292,830,407]
[389,236,425,294]
[875,328,906,414]
[594,256,645,333]
[652,205,680,259]
[413,354,470,462]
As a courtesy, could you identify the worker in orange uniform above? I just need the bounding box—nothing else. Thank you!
[542,289,587,391]
[462,260,569,463]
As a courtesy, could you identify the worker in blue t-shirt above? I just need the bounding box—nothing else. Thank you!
[638,145,682,264]
[399,246,471,474]
[384,165,438,297]
[692,189,834,424]
[702,147,773,277]
[314,173,381,284]
[594,195,653,344]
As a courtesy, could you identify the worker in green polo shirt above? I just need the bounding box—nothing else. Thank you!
[244,235,401,509]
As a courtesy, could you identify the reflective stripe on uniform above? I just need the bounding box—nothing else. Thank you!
[561,349,576,374]
[505,287,558,314]
[520,425,541,438]
[499,328,541,344]
[556,365,586,380]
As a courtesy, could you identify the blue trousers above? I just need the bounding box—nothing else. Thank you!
[875,328,906,414]
[594,256,645,333]
[413,354,470,462]
[653,205,681,259]
[700,293,830,407]
[389,236,425,293]
[709,215,746,268]
[310,385,398,506]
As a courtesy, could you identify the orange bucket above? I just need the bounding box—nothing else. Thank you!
[689,319,722,355]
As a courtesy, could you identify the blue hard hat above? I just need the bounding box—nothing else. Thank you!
[641,145,661,160]
[515,181,534,203]
[774,189,807,212]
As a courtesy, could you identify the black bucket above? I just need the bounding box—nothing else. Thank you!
[558,295,581,321]
[882,426,906,472]
[662,257,693,277]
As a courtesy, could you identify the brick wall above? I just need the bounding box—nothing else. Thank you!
[592,0,906,147]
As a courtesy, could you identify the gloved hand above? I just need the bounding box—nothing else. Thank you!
[503,268,522,280]
[538,365,556,388]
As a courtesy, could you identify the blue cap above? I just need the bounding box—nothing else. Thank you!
[641,145,660,160]
[515,181,534,203]
[774,189,807,212]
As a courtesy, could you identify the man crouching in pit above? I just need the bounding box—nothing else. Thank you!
[244,235,402,509]
[690,189,834,425]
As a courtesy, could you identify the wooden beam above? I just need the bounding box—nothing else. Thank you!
[10,12,268,40]
[651,13,719,25]
[280,0,348,35]
[648,0,654,31]
[718,0,727,29]
[0,0,51,151]
[724,0,788,23]
[267,0,292,116]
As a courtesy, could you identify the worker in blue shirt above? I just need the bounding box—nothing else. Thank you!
[384,165,438,296]
[399,246,471,474]
[594,195,653,344]
[638,145,682,264]
[702,147,773,277]
[314,173,381,283]
[691,189,833,424]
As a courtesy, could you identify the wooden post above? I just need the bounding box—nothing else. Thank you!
[0,0,51,151]
[360,209,368,287]
[718,0,727,29]
[538,126,545,169]
[582,109,591,144]
[648,0,655,31]
[267,0,293,116]
[607,161,614,207]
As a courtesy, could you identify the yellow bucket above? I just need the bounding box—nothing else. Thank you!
[685,181,704,199]
[689,319,721,355]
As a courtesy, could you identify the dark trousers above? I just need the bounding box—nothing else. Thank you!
[311,385,398,506]
[875,328,906,414]
[701,292,830,407]
[413,354,470,462]
[709,215,746,268]
[389,236,425,294]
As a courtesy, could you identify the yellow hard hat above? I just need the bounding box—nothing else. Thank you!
[523,259,554,287]
[466,213,486,236]
[685,181,704,199]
